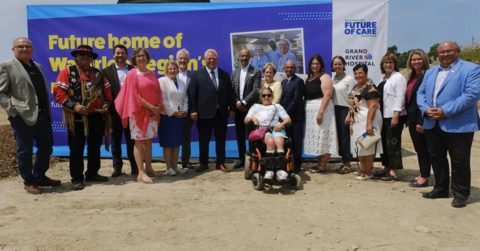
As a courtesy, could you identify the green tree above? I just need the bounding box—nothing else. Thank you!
[387,45,398,55]
[428,43,440,60]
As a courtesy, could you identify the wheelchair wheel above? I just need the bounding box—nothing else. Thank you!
[290,173,303,190]
[252,173,264,190]
[244,154,251,180]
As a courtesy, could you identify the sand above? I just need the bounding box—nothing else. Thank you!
[1,109,480,251]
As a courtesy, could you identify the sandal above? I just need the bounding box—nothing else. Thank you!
[373,170,389,177]
[380,174,399,181]
[337,165,351,175]
[309,166,327,173]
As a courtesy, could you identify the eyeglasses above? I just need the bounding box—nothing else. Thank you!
[261,94,272,98]
[438,49,457,55]
[14,45,32,49]
[136,54,147,59]
[77,52,93,58]
[383,61,394,65]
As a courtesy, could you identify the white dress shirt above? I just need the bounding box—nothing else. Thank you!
[178,69,189,89]
[239,64,249,104]
[116,63,129,88]
[433,63,454,107]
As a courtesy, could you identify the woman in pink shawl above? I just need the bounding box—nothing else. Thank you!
[115,48,162,184]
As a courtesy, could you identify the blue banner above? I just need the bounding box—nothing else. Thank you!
[27,1,332,158]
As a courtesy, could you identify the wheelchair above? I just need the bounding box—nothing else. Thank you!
[244,121,302,190]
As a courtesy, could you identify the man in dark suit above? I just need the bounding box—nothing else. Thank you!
[177,49,195,169]
[102,44,138,177]
[417,40,480,208]
[0,37,60,194]
[188,49,236,173]
[280,60,305,173]
[231,48,261,169]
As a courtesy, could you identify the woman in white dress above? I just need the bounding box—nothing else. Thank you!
[304,54,338,173]
[346,64,383,180]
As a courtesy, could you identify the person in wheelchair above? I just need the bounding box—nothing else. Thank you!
[244,87,291,180]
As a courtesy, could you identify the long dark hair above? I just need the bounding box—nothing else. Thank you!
[307,54,325,79]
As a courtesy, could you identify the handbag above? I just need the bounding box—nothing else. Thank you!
[356,127,381,150]
[248,106,277,141]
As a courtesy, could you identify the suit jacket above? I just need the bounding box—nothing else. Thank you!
[159,76,188,116]
[280,74,305,121]
[406,74,424,125]
[101,63,135,100]
[188,67,236,119]
[230,65,261,108]
[0,58,51,125]
[417,59,480,133]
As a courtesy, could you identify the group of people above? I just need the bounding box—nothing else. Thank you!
[239,37,298,73]
[1,37,479,208]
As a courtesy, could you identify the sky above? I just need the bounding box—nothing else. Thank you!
[388,0,480,53]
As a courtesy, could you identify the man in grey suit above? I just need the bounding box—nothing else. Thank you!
[0,37,60,194]
[101,44,137,177]
[231,48,261,169]
[177,49,195,169]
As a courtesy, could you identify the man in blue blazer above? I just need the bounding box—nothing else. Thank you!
[188,49,236,173]
[280,60,305,173]
[417,41,480,208]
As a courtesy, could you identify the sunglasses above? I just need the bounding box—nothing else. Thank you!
[261,94,272,98]
[77,52,93,58]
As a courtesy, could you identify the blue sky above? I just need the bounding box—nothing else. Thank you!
[388,0,480,53]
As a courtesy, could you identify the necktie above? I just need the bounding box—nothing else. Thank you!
[210,70,218,90]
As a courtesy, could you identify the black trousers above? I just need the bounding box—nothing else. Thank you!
[291,120,304,168]
[111,107,137,172]
[234,109,248,162]
[334,106,353,162]
[182,113,194,164]
[196,110,227,165]
[408,122,431,178]
[68,113,104,183]
[425,122,474,199]
[380,115,407,170]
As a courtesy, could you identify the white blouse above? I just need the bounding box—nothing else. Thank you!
[332,74,355,107]
[246,104,290,128]
[379,71,407,118]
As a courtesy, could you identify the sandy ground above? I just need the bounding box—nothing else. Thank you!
[1,109,480,251]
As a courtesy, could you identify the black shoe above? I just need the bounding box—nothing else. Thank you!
[451,198,467,208]
[34,176,61,187]
[72,182,85,191]
[409,180,428,187]
[195,164,209,173]
[182,163,195,169]
[233,161,245,169]
[85,174,109,182]
[422,191,449,199]
[111,169,124,178]
[131,169,139,175]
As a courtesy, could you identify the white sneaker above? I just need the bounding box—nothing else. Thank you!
[174,167,187,174]
[166,168,177,176]
[276,170,288,181]
[264,171,274,179]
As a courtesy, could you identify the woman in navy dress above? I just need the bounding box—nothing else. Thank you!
[158,60,188,176]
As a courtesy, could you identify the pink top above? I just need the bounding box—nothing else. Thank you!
[406,74,418,103]
[115,69,162,138]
